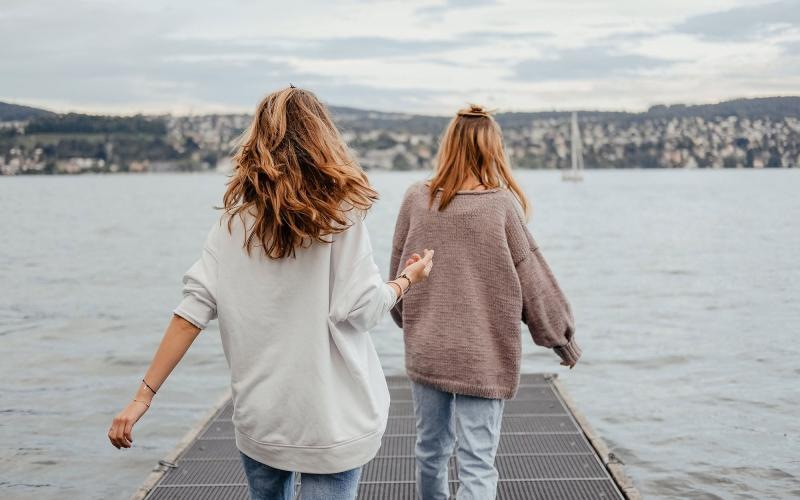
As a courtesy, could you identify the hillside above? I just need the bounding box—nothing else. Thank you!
[0,101,55,121]
[646,96,800,120]
[328,97,800,133]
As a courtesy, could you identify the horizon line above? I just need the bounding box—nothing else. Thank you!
[2,94,798,119]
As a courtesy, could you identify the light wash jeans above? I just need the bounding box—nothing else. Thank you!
[411,380,505,500]
[239,451,362,500]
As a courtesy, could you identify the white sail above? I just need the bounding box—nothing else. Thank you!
[563,111,584,182]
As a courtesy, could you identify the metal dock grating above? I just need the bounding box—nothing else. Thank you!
[136,374,637,499]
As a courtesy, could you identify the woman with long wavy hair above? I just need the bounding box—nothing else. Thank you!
[107,87,434,500]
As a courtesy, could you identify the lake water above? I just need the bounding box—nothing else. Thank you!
[0,170,798,499]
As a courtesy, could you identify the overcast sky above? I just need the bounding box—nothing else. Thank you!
[1,0,798,115]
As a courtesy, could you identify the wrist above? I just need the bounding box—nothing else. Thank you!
[141,378,158,395]
[135,387,154,402]
[387,280,402,298]
[132,398,151,408]
[396,272,413,287]
[554,339,582,365]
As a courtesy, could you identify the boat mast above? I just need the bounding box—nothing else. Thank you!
[564,111,584,181]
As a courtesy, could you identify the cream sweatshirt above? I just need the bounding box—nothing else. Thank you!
[174,209,396,473]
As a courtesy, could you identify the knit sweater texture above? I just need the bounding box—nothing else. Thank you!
[390,181,581,400]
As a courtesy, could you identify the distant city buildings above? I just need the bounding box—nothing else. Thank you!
[344,114,800,170]
[1,104,798,175]
[500,115,800,169]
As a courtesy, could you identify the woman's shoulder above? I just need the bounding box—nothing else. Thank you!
[210,210,259,249]
[397,180,430,209]
[406,180,429,197]
[191,213,231,258]
[496,188,526,219]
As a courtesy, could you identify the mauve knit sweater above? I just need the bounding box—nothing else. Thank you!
[390,181,581,400]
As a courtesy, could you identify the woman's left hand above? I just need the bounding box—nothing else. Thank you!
[108,400,149,449]
[402,249,434,284]
[405,253,421,267]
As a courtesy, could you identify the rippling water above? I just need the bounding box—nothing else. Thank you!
[1,170,798,499]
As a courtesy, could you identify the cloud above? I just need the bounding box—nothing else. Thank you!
[782,39,800,54]
[0,0,798,114]
[457,30,549,42]
[675,0,800,41]
[286,31,548,59]
[514,47,676,81]
[291,37,464,59]
[415,0,496,20]
[776,40,800,76]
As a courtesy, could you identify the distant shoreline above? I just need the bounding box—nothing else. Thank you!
[3,97,799,175]
[2,166,797,178]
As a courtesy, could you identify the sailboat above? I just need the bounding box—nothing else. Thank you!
[562,111,584,182]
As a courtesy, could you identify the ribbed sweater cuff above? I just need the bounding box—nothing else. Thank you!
[554,339,582,365]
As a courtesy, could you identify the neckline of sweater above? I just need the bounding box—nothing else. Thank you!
[424,182,504,195]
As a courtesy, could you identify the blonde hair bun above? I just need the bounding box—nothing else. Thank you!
[457,104,494,118]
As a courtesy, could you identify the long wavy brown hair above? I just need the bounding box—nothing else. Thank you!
[223,87,378,258]
[429,104,529,216]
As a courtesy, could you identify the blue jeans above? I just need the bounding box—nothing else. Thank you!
[411,381,505,500]
[239,451,362,500]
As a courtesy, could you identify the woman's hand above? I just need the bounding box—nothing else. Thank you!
[106,316,201,449]
[402,249,434,284]
[108,399,149,449]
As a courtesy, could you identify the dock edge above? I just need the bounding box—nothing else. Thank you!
[551,377,642,500]
[130,389,232,500]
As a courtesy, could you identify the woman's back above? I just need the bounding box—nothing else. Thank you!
[390,181,578,400]
[177,209,393,472]
[109,87,434,500]
[170,87,428,475]
[388,104,578,500]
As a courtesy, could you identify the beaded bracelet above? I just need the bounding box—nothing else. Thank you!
[396,273,412,288]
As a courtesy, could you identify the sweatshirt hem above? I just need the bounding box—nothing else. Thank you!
[406,369,517,400]
[234,426,384,474]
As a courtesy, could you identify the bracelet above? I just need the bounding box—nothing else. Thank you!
[396,273,412,288]
[387,281,403,297]
[133,399,151,408]
[142,378,157,395]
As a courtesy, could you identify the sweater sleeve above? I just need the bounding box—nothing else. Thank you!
[173,225,219,330]
[389,188,413,328]
[506,203,581,365]
[329,210,397,333]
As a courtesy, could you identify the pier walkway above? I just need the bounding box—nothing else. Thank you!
[134,373,638,499]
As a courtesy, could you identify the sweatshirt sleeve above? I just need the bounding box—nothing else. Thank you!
[506,202,581,365]
[389,187,414,328]
[173,225,219,330]
[329,210,397,334]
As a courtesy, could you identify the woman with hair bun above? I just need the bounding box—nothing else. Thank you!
[390,104,580,500]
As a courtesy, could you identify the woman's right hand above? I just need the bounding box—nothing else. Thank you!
[401,249,434,284]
